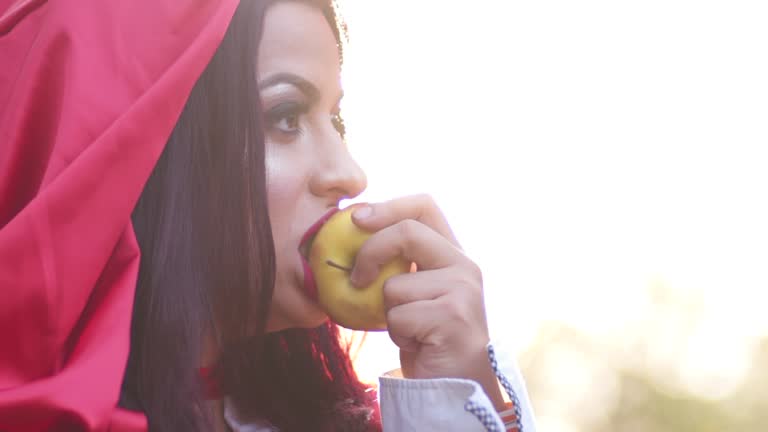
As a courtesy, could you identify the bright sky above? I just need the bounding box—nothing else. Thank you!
[335,0,768,420]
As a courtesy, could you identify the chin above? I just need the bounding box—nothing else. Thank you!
[265,311,328,333]
[291,308,329,329]
[265,283,329,332]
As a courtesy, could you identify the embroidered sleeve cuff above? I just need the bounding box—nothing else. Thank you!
[377,343,535,432]
[487,341,538,432]
[378,374,505,432]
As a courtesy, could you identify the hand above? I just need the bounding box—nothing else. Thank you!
[350,195,507,410]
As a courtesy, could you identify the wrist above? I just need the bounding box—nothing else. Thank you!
[460,343,508,411]
[478,360,508,411]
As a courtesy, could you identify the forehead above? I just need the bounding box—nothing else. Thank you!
[258,2,341,83]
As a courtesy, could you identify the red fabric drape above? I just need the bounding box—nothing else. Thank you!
[0,1,238,429]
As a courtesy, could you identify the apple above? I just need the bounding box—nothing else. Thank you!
[308,206,411,331]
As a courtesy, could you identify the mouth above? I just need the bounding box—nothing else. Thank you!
[299,207,340,258]
[299,207,340,300]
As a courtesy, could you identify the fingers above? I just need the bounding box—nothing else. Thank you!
[383,269,486,353]
[381,269,450,310]
[357,196,493,383]
[350,219,465,287]
[351,194,460,248]
[386,292,488,354]
[382,270,480,358]
[386,300,439,353]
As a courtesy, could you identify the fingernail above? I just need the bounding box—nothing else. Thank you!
[353,205,373,220]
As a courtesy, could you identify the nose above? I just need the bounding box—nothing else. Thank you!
[310,130,368,204]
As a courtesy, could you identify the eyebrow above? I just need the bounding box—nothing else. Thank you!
[258,72,343,106]
[258,72,320,102]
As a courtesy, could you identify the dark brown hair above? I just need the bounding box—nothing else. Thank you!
[120,1,379,431]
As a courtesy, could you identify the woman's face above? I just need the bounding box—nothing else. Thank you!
[258,2,367,332]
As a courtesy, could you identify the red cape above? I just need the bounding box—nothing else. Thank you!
[0,0,238,430]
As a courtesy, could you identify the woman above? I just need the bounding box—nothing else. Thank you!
[0,0,535,431]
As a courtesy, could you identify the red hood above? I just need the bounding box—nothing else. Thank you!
[0,0,238,430]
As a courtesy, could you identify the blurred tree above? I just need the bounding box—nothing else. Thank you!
[520,285,768,432]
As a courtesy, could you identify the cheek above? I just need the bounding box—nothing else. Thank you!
[265,146,305,241]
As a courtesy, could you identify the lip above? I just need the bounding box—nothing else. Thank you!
[299,207,340,254]
[299,207,340,301]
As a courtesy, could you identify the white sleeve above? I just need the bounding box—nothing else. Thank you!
[377,344,537,432]
[379,374,503,431]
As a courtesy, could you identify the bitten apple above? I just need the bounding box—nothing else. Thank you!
[308,206,411,331]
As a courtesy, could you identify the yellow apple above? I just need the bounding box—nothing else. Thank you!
[308,206,411,331]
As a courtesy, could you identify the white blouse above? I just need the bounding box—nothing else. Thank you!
[224,343,537,432]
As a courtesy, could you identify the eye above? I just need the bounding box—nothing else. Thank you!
[276,114,300,133]
[331,112,346,137]
[266,102,308,135]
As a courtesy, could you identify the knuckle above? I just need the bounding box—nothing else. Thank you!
[440,296,459,316]
[458,274,479,294]
[385,307,400,325]
[415,193,436,207]
[398,219,420,244]
[427,329,449,347]
[440,296,469,323]
[450,261,483,293]
[465,260,483,287]
[414,193,438,216]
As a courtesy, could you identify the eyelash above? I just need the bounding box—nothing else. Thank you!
[266,101,309,136]
[265,102,347,138]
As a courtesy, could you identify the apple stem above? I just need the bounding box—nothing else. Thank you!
[326,260,352,273]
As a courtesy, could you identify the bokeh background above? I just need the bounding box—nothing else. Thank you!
[335,1,768,431]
